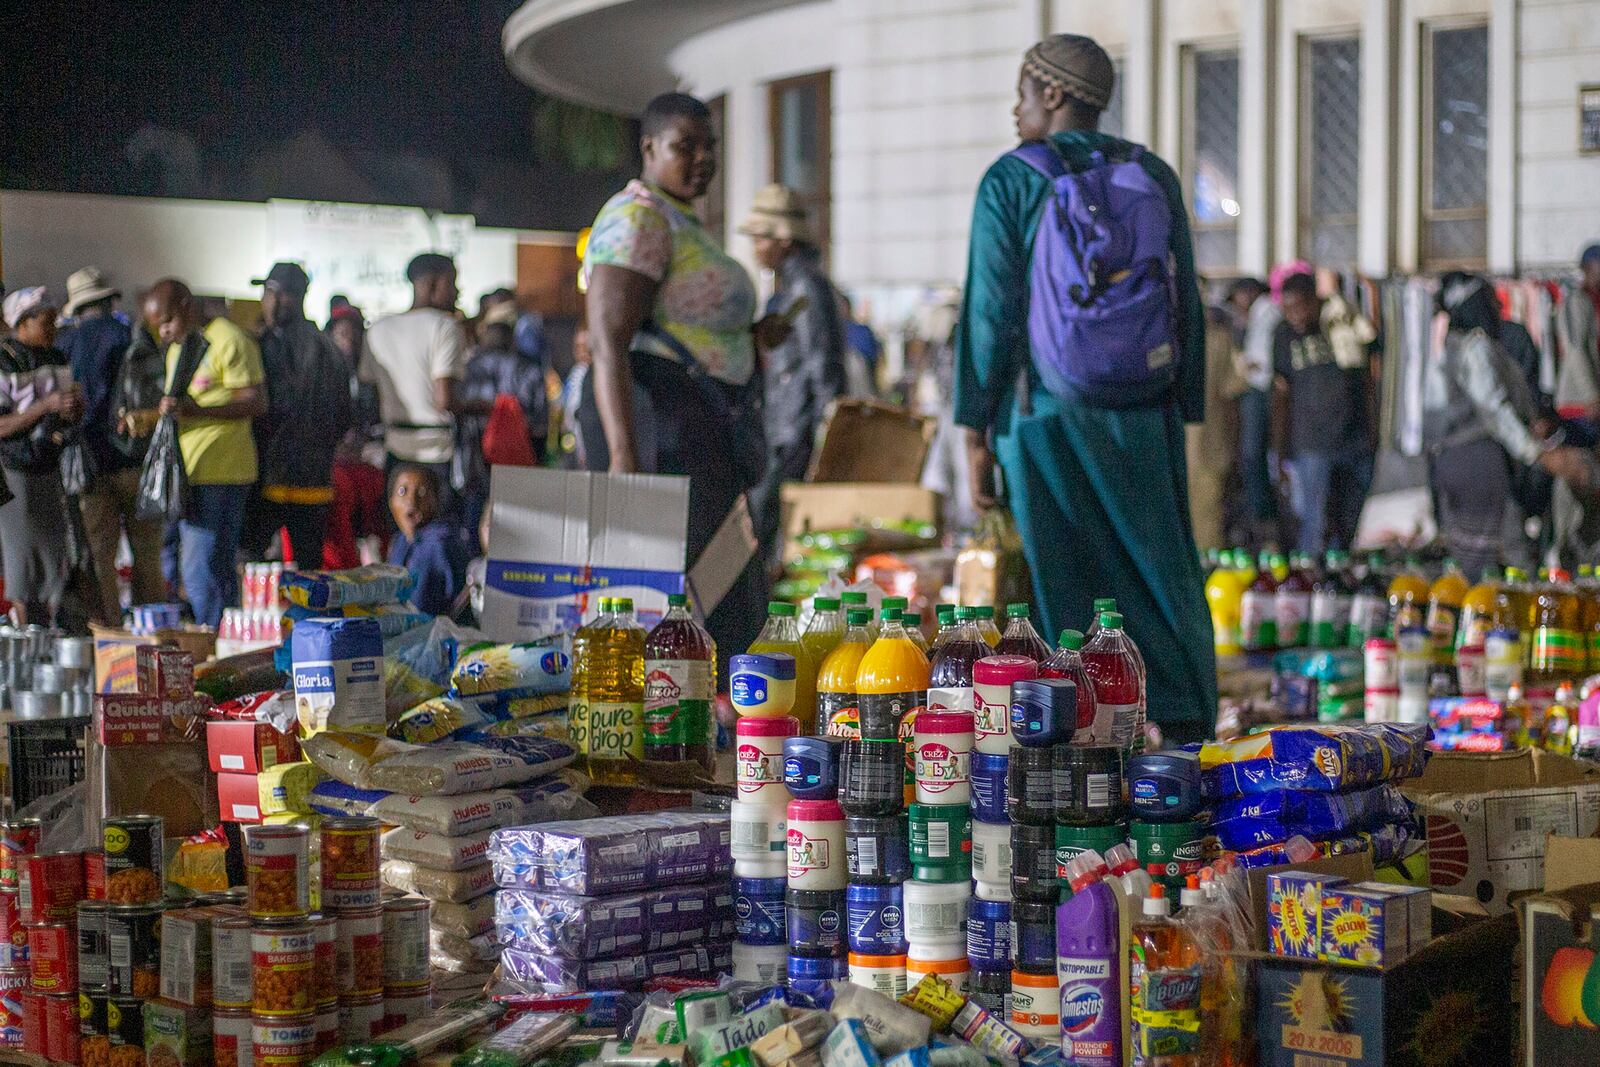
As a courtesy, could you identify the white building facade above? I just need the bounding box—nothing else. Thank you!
[505,0,1600,320]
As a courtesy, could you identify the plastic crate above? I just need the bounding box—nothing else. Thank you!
[7,716,89,810]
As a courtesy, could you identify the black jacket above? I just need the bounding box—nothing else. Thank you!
[0,339,72,473]
[762,248,846,449]
[257,317,354,490]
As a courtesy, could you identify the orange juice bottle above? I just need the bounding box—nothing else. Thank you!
[855,607,930,742]
[1387,557,1429,633]
[1456,568,1499,650]
[749,602,815,733]
[801,596,846,680]
[816,608,873,735]
[1426,560,1469,667]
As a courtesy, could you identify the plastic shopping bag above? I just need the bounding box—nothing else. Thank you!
[135,413,188,522]
[482,393,537,467]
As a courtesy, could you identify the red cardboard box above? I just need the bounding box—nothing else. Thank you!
[215,773,263,824]
[136,645,196,698]
[206,720,299,775]
[95,694,164,746]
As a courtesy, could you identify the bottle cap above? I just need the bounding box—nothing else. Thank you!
[841,592,868,605]
[1099,612,1123,629]
[1093,598,1117,613]
[1005,603,1030,618]
[880,607,903,622]
[845,609,872,626]
[813,597,840,611]
[598,597,614,612]
[1180,874,1204,909]
[1057,629,1084,651]
[667,594,688,606]
[768,602,797,617]
[1104,843,1138,877]
[615,598,634,612]
[935,604,955,624]
[975,605,994,618]
[955,606,980,620]
[903,613,921,627]
[1143,883,1169,917]
[883,596,908,611]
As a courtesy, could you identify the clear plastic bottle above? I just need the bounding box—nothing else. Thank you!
[841,590,873,639]
[587,597,645,786]
[1206,555,1246,657]
[1388,556,1430,633]
[567,597,615,766]
[930,604,957,652]
[1082,612,1143,754]
[816,608,874,734]
[901,612,930,655]
[1274,554,1314,649]
[749,602,815,732]
[973,605,1002,647]
[802,597,846,682]
[1086,597,1118,639]
[643,594,716,771]
[854,608,931,740]
[1348,553,1390,645]
[995,602,1049,661]
[1038,629,1100,744]
[1309,550,1352,649]
[928,607,987,712]
[1128,884,1201,1067]
[1427,560,1469,669]
[1241,555,1279,652]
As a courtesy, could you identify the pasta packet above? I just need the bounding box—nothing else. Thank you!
[449,641,571,701]
[282,563,415,610]
[1200,722,1431,798]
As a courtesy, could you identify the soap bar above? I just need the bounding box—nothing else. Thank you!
[678,990,734,1037]
[821,1020,882,1067]
[829,982,932,1055]
[750,1010,836,1066]
[897,975,963,1031]
[688,1002,785,1062]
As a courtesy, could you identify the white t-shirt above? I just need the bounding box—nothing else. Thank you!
[359,308,469,463]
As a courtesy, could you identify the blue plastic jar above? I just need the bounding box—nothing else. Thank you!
[733,867,786,945]
[784,736,842,801]
[845,815,910,885]
[969,752,1009,824]
[1125,751,1203,823]
[1010,899,1056,975]
[969,967,1009,1015]
[787,953,848,997]
[966,897,1012,972]
[1009,678,1077,746]
[845,882,907,955]
[786,888,846,957]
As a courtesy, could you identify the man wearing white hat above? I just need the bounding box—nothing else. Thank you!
[56,268,164,623]
[739,183,846,553]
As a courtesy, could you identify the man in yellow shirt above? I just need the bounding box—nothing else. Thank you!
[142,279,267,626]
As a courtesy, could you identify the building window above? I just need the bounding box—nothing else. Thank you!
[1422,22,1489,268]
[699,95,727,246]
[1100,59,1125,139]
[1183,46,1241,272]
[768,71,832,260]
[1300,35,1361,267]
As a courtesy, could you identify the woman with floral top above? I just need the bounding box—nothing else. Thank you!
[580,91,790,670]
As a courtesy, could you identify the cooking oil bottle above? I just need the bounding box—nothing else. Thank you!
[1426,560,1469,669]
[1388,557,1429,633]
[1528,570,1584,689]
[567,597,615,766]
[587,596,646,785]
[1456,568,1500,651]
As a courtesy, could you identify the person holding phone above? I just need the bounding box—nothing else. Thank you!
[741,183,847,558]
[580,92,792,669]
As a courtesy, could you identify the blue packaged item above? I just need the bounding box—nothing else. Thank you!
[788,954,848,998]
[1200,722,1431,798]
[307,777,390,816]
[1212,782,1414,851]
[1010,899,1055,973]
[1008,678,1076,746]
[786,888,846,957]
[281,563,415,610]
[845,815,911,884]
[970,752,1009,823]
[290,615,385,735]
[785,736,842,800]
[966,897,1012,971]
[845,883,906,954]
[734,872,787,946]
[1126,751,1204,822]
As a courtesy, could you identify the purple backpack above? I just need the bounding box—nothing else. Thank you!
[1009,141,1177,406]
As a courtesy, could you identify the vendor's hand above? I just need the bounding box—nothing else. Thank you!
[158,396,180,418]
[121,408,161,438]
[57,384,84,423]
[1539,446,1594,490]
[753,313,793,353]
[964,428,997,511]
[609,451,639,476]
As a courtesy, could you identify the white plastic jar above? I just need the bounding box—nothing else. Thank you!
[732,941,787,984]
[736,716,798,804]
[970,818,1012,885]
[913,711,974,805]
[1009,969,1061,1043]
[730,800,788,860]
[902,878,970,946]
[786,799,847,891]
[848,952,908,998]
[974,878,1012,903]
[906,944,970,994]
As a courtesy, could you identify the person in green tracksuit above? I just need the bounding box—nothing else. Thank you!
[954,33,1217,741]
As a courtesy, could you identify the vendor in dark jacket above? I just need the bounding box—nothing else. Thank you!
[740,183,846,553]
[387,463,469,617]
[249,262,355,566]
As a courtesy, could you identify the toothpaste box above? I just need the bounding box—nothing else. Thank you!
[1267,871,1348,959]
[1352,882,1431,954]
[1320,887,1407,967]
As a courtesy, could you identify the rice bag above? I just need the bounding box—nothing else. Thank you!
[430,926,500,967]
[498,943,731,993]
[488,811,731,895]
[449,641,570,701]
[282,563,415,610]
[383,827,494,872]
[1212,782,1414,851]
[286,601,431,639]
[309,777,391,817]
[1200,722,1432,798]
[369,773,595,837]
[430,895,498,939]
[463,712,568,742]
[302,731,576,795]
[494,883,735,960]
[382,859,496,903]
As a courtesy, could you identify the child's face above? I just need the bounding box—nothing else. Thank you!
[390,470,438,539]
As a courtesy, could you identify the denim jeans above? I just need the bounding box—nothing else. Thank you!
[1287,450,1374,554]
[180,483,250,627]
[1237,388,1276,524]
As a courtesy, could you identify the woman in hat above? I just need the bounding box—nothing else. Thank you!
[0,288,86,627]
[953,34,1216,740]
[579,91,790,669]
[740,183,847,554]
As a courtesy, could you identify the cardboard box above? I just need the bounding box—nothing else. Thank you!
[480,467,688,642]
[806,399,935,483]
[95,694,164,745]
[216,772,264,824]
[91,623,215,694]
[1401,749,1600,914]
[1266,871,1349,959]
[1320,886,1408,967]
[206,719,300,774]
[1518,835,1600,1066]
[216,763,323,824]
[1255,909,1519,1067]
[780,483,940,559]
[88,739,216,838]
[136,645,195,698]
[1244,853,1375,951]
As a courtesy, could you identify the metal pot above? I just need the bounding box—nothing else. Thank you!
[14,690,61,720]
[31,663,67,694]
[56,636,93,670]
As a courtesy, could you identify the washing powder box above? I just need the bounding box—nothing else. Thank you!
[1267,871,1348,959]
[1319,887,1407,967]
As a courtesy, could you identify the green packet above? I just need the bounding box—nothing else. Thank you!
[453,1013,578,1067]
[315,997,507,1067]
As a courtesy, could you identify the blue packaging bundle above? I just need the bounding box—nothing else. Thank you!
[1199,722,1431,798]
[498,942,733,991]
[1211,783,1416,851]
[285,601,429,638]
[290,615,385,735]
[489,811,731,894]
[449,641,571,702]
[281,563,415,610]
[1229,821,1422,870]
[495,883,734,958]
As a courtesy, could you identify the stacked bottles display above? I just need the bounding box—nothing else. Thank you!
[642,594,716,770]
[1206,552,1246,656]
[902,613,930,654]
[730,648,800,984]
[802,598,846,681]
[1128,885,1201,1067]
[1274,554,1314,648]
[751,602,816,734]
[1240,556,1278,652]
[1388,558,1429,633]
[1426,561,1468,670]
[974,606,1003,647]
[1082,612,1145,754]
[1309,551,1352,648]
[587,597,645,785]
[1456,568,1501,651]
[1528,569,1583,688]
[928,608,987,713]
[1348,554,1390,645]
[996,603,1050,661]
[818,609,874,735]
[567,596,612,763]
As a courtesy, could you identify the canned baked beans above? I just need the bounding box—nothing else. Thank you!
[382,983,430,1031]
[20,851,86,923]
[21,990,44,1054]
[0,820,41,890]
[79,992,110,1067]
[44,990,79,1065]
[0,890,24,969]
[107,993,146,1067]
[320,817,380,912]
[103,816,164,905]
[245,826,309,920]
[106,903,162,998]
[313,1004,338,1055]
[335,909,383,997]
[26,922,76,992]
[213,1009,253,1067]
[213,915,253,1009]
[85,850,107,901]
[0,968,26,1047]
[251,924,313,1017]
[381,897,430,987]
[253,1013,315,1067]
[78,900,108,989]
[308,914,336,1007]
[336,993,385,1044]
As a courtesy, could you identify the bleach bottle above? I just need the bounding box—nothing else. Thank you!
[1057,854,1122,1067]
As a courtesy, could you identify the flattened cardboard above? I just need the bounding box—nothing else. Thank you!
[1518,837,1600,1066]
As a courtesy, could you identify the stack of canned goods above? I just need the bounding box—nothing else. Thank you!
[838,732,912,999]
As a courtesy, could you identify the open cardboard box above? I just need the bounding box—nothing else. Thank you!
[779,482,940,560]
[806,399,935,483]
[90,623,216,694]
[1518,834,1600,1066]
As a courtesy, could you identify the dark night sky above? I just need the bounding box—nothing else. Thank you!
[0,1,619,228]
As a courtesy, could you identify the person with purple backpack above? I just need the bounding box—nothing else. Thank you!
[953,33,1217,740]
